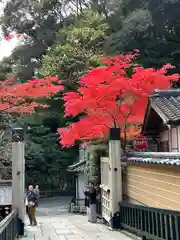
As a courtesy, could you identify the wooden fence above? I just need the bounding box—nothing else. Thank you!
[120,202,180,240]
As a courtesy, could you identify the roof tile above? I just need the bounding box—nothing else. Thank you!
[151,89,180,122]
[68,160,86,172]
[124,152,180,166]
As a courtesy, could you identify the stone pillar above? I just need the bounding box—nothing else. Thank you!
[12,128,25,236]
[109,128,122,229]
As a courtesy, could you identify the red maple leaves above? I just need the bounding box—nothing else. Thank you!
[58,51,179,146]
[1,32,62,112]
[0,50,179,147]
[3,33,26,41]
[0,76,63,113]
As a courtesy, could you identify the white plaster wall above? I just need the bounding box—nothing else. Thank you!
[159,127,180,152]
[159,129,171,151]
[79,148,85,161]
[0,185,12,204]
[171,127,178,152]
[159,130,169,142]
[78,173,86,199]
[177,126,180,152]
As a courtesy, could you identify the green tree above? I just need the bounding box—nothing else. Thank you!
[104,0,152,54]
[21,113,78,190]
[0,57,13,80]
[41,10,108,85]
[84,143,108,185]
[104,0,180,75]
[0,0,73,80]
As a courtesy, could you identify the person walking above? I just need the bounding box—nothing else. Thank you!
[27,185,38,226]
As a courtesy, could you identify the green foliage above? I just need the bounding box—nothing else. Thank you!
[105,0,180,81]
[41,10,108,84]
[0,57,13,80]
[0,0,72,79]
[84,143,108,185]
[105,5,152,54]
[1,0,180,189]
[20,114,78,189]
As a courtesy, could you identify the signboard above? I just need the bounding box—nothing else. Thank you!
[133,135,148,150]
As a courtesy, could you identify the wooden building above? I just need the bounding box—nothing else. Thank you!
[122,89,180,211]
[68,160,86,200]
[69,89,180,217]
[142,89,180,152]
[68,146,87,213]
[123,152,180,211]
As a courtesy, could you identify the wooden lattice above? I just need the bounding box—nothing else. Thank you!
[101,158,109,186]
[101,188,110,223]
[100,157,111,223]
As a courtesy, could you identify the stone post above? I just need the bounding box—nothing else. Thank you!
[109,128,122,229]
[12,127,25,236]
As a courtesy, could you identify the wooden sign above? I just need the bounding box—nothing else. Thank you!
[133,135,148,150]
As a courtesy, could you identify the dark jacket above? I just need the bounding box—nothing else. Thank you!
[27,191,37,207]
[89,187,96,205]
[84,191,90,207]
[84,187,96,205]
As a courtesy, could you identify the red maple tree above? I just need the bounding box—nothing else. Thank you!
[1,33,64,112]
[58,51,179,147]
[3,33,26,41]
[0,76,63,113]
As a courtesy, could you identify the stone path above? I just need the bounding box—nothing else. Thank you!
[21,197,133,240]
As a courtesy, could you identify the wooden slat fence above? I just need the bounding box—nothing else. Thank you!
[120,203,180,240]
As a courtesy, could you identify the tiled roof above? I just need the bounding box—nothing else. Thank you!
[124,152,180,166]
[67,160,86,172]
[150,89,180,123]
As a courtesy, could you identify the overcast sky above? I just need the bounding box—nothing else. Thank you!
[0,1,19,60]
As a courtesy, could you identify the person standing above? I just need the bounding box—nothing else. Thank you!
[27,185,38,226]
[84,182,97,223]
[84,187,90,218]
[34,185,40,207]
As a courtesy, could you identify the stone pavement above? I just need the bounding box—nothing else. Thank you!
[21,197,133,240]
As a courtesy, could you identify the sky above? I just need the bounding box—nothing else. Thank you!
[0,35,19,60]
[0,1,19,60]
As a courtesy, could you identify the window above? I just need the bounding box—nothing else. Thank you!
[159,141,169,152]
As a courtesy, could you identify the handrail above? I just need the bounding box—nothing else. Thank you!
[120,203,180,240]
[121,202,180,215]
[0,209,17,234]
